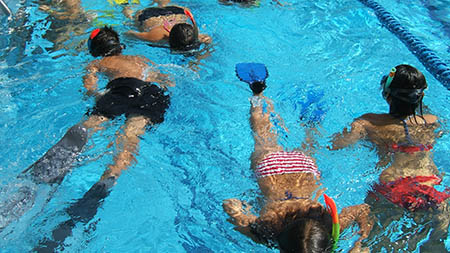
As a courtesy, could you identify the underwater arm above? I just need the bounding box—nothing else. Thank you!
[272,0,284,6]
[329,119,367,150]
[39,6,74,20]
[39,0,83,20]
[125,28,169,43]
[339,204,373,251]
[83,61,100,97]
[140,57,175,88]
[223,199,262,243]
[188,44,215,72]
[121,4,135,19]
[199,34,212,44]
[223,198,257,227]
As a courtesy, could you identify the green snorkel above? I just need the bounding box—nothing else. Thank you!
[385,67,396,89]
[381,67,396,99]
[324,194,340,251]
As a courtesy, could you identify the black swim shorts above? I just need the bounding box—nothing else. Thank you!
[92,77,170,124]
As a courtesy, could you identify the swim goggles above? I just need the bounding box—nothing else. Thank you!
[381,67,426,103]
[323,194,340,251]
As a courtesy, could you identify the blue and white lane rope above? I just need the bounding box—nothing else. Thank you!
[358,0,450,90]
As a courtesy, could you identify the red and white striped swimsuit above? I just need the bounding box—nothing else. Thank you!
[255,151,319,178]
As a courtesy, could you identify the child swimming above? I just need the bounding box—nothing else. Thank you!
[38,0,91,53]
[29,26,172,251]
[330,64,450,252]
[223,63,373,252]
[123,4,211,51]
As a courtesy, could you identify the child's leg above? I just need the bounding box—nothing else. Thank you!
[23,115,108,184]
[101,115,149,179]
[32,115,148,251]
[249,95,283,170]
[420,201,450,251]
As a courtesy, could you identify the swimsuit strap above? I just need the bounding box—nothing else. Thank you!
[401,119,415,145]
[280,191,309,201]
[391,117,433,153]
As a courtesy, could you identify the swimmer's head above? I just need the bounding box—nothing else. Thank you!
[251,205,334,252]
[168,23,200,51]
[88,26,124,57]
[380,64,427,117]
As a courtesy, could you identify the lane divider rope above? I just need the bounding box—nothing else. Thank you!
[358,0,450,89]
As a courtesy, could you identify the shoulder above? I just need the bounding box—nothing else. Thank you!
[86,59,101,70]
[357,113,388,122]
[422,114,438,124]
[124,54,150,63]
[349,114,373,129]
[357,113,397,127]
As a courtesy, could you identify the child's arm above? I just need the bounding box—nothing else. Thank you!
[223,198,257,227]
[199,34,212,44]
[339,204,373,252]
[126,27,169,42]
[39,0,83,20]
[223,199,262,243]
[83,61,100,97]
[122,5,135,19]
[187,44,215,71]
[329,119,367,150]
[138,56,175,88]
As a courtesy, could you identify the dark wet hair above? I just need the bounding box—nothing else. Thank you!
[251,205,333,252]
[381,64,427,118]
[168,23,199,51]
[88,26,123,57]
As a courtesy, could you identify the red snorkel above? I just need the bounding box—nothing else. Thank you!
[88,28,101,52]
[184,9,196,27]
[163,9,197,34]
[183,8,199,46]
[324,194,340,251]
[90,28,101,40]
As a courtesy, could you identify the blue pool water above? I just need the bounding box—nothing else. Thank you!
[0,0,449,252]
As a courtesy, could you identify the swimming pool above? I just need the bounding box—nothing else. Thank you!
[0,0,449,252]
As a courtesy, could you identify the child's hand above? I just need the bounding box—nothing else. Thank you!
[199,34,212,44]
[223,198,244,216]
[39,5,51,12]
[125,30,138,37]
[223,199,257,227]
[122,6,134,19]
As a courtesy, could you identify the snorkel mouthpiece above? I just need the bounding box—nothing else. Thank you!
[324,194,340,251]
